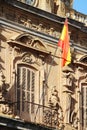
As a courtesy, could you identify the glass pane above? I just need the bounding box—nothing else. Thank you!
[17,89,20,110]
[22,68,26,90]
[27,69,30,91]
[31,93,34,113]
[31,72,35,92]
[22,90,25,111]
[17,67,21,88]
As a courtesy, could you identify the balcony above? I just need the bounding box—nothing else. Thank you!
[66,8,87,26]
[10,101,64,130]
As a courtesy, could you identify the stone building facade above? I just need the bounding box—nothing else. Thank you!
[0,0,87,130]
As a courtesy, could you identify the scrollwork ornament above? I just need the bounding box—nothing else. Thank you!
[22,53,36,64]
[1,104,12,115]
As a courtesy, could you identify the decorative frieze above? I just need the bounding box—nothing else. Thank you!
[1,1,87,49]
[0,4,60,39]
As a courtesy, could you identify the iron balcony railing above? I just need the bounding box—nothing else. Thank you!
[10,101,64,130]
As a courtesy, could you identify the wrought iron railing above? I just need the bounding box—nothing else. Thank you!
[10,101,64,129]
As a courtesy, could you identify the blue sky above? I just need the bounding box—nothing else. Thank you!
[73,0,87,15]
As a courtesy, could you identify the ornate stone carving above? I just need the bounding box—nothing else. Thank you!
[22,53,36,64]
[0,6,61,39]
[18,35,33,45]
[0,70,5,101]
[71,111,79,129]
[37,24,43,31]
[49,86,60,109]
[62,66,74,88]
[0,70,12,115]
[80,56,87,64]
[49,28,54,35]
[8,34,49,54]
[24,19,32,28]
[43,86,63,128]
[1,104,12,115]
[62,66,76,124]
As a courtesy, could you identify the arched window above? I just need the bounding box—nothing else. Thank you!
[16,64,36,115]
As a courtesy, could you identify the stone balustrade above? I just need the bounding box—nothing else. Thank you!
[68,9,87,26]
[16,0,87,26]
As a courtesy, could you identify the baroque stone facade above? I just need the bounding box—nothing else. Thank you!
[0,0,87,130]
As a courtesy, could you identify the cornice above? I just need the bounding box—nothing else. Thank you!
[0,17,87,54]
[1,0,87,32]
[0,116,52,130]
[0,17,58,44]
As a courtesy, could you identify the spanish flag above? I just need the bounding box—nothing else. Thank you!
[58,19,71,67]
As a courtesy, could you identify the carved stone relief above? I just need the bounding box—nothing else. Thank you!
[8,34,50,71]
[49,86,60,108]
[80,56,87,64]
[1,0,87,50]
[62,66,76,126]
[62,66,74,88]
[0,69,12,115]
[1,4,60,38]
[17,35,33,45]
[22,53,37,64]
[43,86,63,129]
[8,34,49,55]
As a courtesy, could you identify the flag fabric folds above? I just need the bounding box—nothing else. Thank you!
[58,18,71,67]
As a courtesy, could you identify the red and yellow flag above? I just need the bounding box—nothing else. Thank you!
[58,18,71,67]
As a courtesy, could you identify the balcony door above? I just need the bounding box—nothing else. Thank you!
[16,64,36,121]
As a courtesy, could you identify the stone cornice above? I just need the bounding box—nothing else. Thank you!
[0,17,58,44]
[1,17,87,54]
[0,116,53,130]
[1,0,87,32]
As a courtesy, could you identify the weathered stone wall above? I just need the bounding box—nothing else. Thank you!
[0,0,87,130]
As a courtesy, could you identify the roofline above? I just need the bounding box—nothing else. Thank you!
[1,0,87,32]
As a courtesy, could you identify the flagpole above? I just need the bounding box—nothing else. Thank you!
[34,18,71,123]
[58,46,63,107]
[58,17,72,125]
[34,45,58,121]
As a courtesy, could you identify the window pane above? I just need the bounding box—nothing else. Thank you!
[17,67,21,88]
[27,69,30,91]
[31,72,35,92]
[22,68,26,90]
